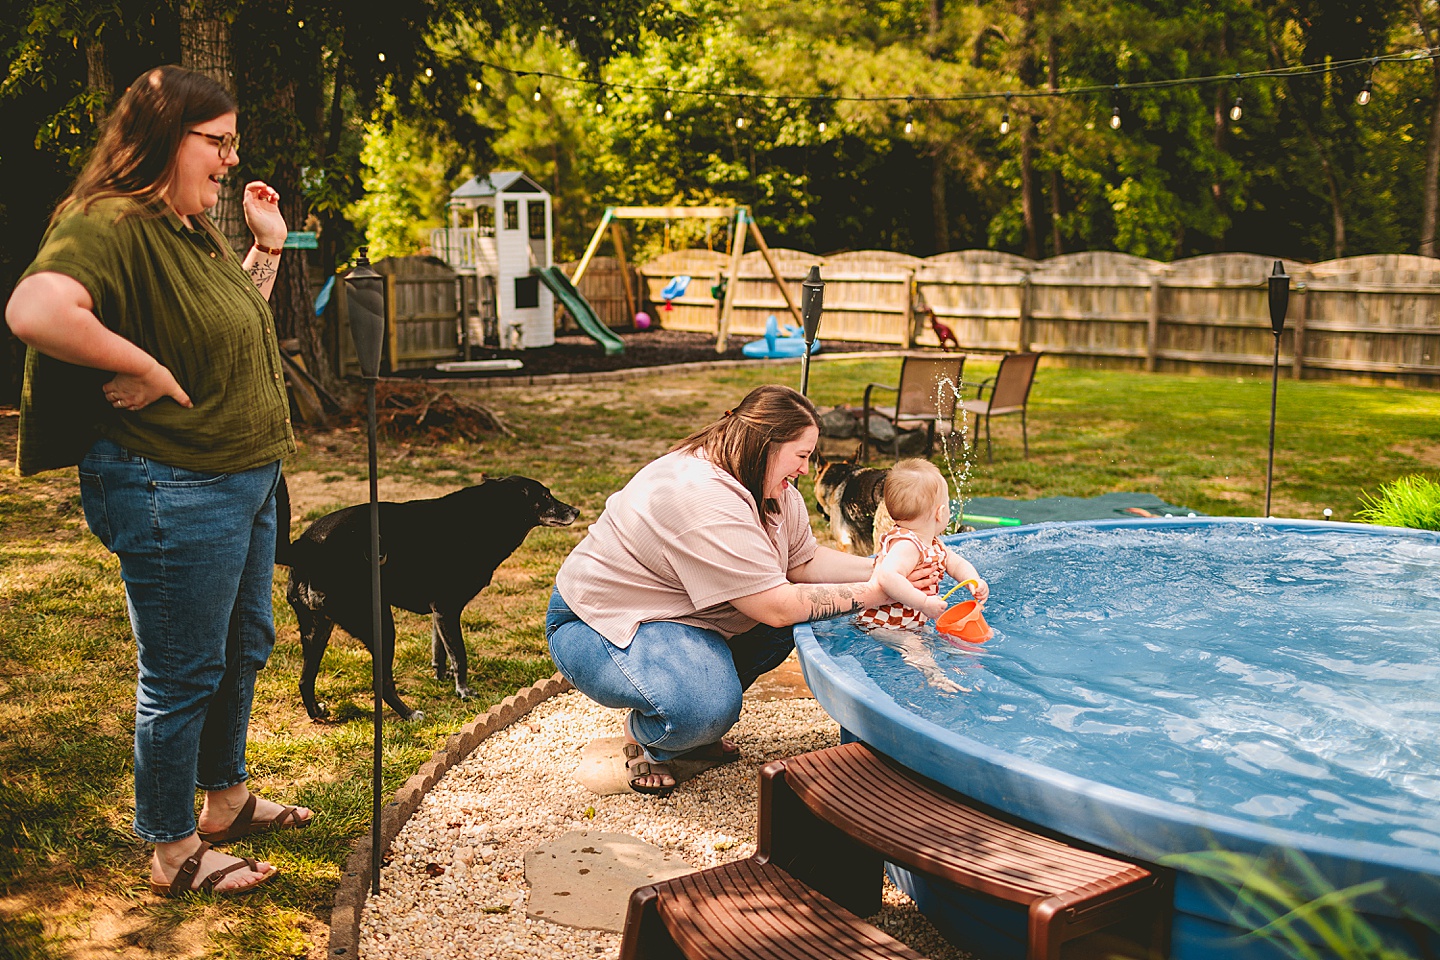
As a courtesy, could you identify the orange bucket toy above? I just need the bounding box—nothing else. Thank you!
[935,579,994,644]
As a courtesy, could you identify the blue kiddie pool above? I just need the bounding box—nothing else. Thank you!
[743,315,821,359]
[796,518,1440,959]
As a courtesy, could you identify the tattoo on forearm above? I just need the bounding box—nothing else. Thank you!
[248,259,278,288]
[799,584,862,622]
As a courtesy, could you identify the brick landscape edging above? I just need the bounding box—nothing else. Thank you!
[326,672,574,959]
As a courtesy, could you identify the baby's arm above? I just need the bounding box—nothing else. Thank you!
[876,540,948,620]
[943,548,989,603]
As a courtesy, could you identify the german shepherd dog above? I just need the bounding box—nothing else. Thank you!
[277,475,579,721]
[812,458,889,556]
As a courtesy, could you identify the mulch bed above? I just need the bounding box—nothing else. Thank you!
[385,327,897,380]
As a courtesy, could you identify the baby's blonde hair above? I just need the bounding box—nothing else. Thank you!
[883,459,949,522]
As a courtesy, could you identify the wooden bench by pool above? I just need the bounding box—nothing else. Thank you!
[621,741,1172,960]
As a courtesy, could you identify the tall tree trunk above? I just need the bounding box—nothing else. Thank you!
[1015,0,1049,259]
[84,36,112,111]
[931,154,950,253]
[1046,30,1062,256]
[925,0,949,252]
[1419,9,1440,257]
[180,0,247,254]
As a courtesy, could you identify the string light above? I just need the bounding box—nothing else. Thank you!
[408,48,1434,136]
[296,19,304,28]
[476,80,483,92]
[378,52,386,63]
[736,115,746,128]
[595,88,605,113]
[424,67,433,78]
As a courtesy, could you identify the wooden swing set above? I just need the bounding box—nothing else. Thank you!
[570,205,803,352]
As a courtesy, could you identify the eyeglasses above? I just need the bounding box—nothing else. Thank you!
[188,130,239,160]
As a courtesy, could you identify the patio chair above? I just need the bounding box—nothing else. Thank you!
[859,353,965,463]
[960,351,1041,461]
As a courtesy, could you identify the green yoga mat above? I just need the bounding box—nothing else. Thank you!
[952,492,1203,529]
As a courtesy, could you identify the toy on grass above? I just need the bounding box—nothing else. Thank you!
[935,579,993,644]
[742,314,823,359]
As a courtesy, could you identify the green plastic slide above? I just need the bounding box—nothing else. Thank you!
[533,266,624,355]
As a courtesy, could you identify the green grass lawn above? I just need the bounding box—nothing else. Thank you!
[1,357,1437,957]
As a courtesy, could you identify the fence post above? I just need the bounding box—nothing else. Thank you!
[902,270,916,349]
[1147,273,1162,372]
[1291,278,1308,380]
[1016,274,1032,352]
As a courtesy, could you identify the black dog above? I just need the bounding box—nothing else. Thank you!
[279,476,579,721]
[812,458,888,556]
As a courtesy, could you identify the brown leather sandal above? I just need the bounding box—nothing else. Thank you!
[149,840,277,897]
[198,793,312,845]
[622,742,677,797]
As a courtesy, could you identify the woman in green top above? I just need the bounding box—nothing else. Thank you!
[5,65,310,898]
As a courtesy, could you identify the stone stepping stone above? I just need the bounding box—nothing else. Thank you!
[524,830,693,931]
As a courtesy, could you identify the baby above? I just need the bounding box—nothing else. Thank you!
[856,458,989,630]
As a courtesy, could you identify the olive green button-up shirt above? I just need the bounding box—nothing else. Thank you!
[17,198,295,476]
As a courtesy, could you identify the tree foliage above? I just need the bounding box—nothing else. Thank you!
[3,0,1438,398]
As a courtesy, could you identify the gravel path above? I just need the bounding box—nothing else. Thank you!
[359,691,972,959]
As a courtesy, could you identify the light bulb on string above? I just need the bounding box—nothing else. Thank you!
[1110,105,1121,129]
[904,97,914,135]
[297,18,304,28]
[663,90,673,122]
[1000,95,1011,135]
[377,52,386,63]
[475,81,483,92]
[424,67,433,78]
[1229,96,1243,121]
[818,119,827,132]
[1357,79,1372,105]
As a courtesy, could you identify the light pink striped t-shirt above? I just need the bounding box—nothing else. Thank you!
[555,450,818,647]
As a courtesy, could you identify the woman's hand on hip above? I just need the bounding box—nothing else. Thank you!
[242,181,287,248]
[104,358,192,411]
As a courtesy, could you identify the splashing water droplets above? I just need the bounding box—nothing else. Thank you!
[933,374,974,534]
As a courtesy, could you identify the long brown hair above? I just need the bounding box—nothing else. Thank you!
[673,384,820,516]
[56,65,236,219]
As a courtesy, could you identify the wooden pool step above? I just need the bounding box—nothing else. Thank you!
[619,856,924,960]
[759,741,1173,960]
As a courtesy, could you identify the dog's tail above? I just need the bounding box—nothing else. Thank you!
[274,470,294,567]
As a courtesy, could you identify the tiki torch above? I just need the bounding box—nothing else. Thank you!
[1265,260,1289,518]
[799,265,825,396]
[344,247,387,894]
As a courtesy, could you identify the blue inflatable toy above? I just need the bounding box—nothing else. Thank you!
[742,315,822,358]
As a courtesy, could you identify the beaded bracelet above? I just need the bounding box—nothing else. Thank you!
[252,242,284,256]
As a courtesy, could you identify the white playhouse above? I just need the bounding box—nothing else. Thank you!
[434,171,555,350]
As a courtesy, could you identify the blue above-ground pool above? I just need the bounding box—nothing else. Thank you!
[795,518,1440,960]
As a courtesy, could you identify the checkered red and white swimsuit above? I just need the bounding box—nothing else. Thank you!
[854,529,949,630]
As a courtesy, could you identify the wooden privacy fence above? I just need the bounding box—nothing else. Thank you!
[637,249,1440,386]
[323,249,1440,386]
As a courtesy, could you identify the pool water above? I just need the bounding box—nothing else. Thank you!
[810,520,1440,852]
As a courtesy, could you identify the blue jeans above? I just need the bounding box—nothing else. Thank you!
[545,587,794,762]
[78,439,281,843]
